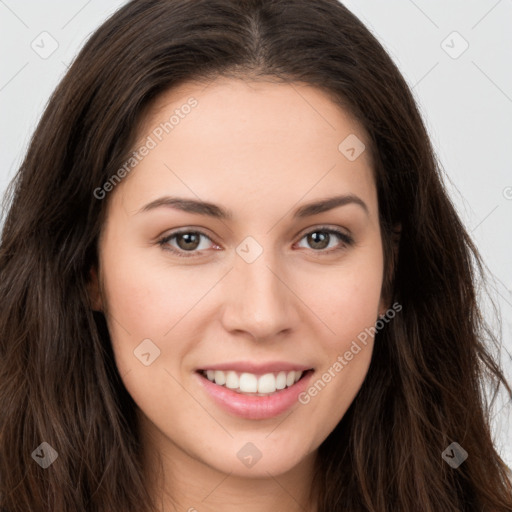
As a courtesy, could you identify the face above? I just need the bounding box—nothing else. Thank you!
[91,77,386,484]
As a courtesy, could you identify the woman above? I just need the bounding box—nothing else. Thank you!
[1,0,511,510]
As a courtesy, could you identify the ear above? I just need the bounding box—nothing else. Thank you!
[378,223,401,317]
[87,265,104,312]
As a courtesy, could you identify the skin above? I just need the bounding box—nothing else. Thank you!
[89,77,388,512]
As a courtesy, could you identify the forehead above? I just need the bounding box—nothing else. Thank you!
[111,77,376,218]
[141,76,370,156]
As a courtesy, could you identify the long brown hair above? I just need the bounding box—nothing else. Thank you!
[1,0,511,510]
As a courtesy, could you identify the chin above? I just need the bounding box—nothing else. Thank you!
[199,436,313,478]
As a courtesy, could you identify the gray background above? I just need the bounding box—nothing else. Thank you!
[1,0,511,466]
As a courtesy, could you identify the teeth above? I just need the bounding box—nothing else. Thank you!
[257,373,276,393]
[239,372,258,392]
[212,369,225,385]
[225,371,239,389]
[203,370,305,395]
[276,371,287,390]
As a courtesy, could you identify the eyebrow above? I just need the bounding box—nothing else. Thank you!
[137,194,369,219]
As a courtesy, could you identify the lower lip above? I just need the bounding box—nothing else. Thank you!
[195,370,314,420]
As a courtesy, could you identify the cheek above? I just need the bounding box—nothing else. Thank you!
[101,258,171,333]
[98,241,205,367]
[100,222,211,329]
[295,252,383,429]
[301,244,384,346]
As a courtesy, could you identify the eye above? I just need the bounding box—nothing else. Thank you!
[158,230,218,258]
[295,227,353,254]
[157,226,353,258]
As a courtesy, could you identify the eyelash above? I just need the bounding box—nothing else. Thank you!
[157,226,354,258]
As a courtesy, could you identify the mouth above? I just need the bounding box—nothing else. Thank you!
[195,366,316,420]
[196,368,314,397]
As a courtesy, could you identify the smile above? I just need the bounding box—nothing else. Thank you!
[199,369,306,395]
[195,368,315,420]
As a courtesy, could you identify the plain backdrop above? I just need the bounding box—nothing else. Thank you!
[1,0,511,466]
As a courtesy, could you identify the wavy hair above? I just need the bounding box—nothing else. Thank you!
[1,0,511,510]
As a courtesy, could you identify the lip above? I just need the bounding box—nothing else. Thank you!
[196,361,313,375]
[195,368,315,420]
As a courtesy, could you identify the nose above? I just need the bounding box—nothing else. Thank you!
[219,245,300,341]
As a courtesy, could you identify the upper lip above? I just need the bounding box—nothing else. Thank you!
[197,361,314,374]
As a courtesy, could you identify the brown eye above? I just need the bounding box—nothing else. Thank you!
[296,227,353,254]
[175,232,201,251]
[158,226,353,259]
[306,231,330,250]
[158,230,216,257]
